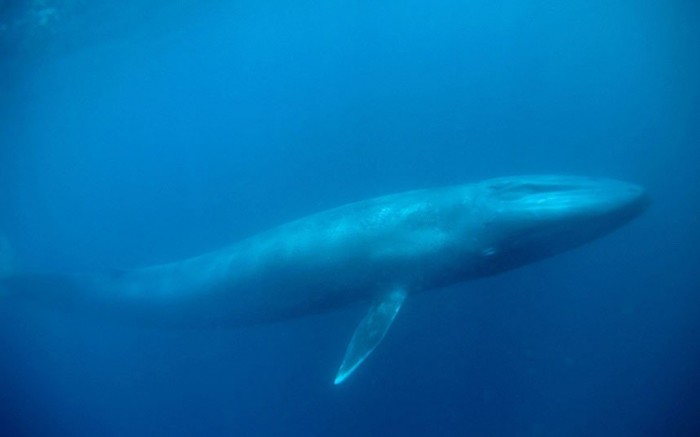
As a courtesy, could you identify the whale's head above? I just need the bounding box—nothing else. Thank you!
[471,175,649,275]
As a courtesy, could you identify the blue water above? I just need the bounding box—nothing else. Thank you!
[1,0,699,435]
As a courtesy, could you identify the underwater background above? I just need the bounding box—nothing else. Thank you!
[1,0,699,435]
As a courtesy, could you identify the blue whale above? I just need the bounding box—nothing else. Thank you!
[0,175,648,384]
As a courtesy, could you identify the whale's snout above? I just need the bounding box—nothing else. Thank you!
[583,178,649,219]
[613,182,650,217]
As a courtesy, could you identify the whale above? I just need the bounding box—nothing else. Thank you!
[0,175,649,384]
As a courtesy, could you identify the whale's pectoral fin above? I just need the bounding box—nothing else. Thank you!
[334,289,407,385]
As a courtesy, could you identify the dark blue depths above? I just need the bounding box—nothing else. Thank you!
[0,0,699,435]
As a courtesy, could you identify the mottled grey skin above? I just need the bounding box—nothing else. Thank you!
[2,175,648,329]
